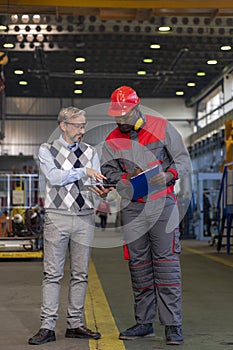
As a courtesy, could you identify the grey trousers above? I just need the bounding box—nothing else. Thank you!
[40,211,95,330]
[121,195,182,326]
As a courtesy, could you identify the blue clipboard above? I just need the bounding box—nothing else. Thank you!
[129,165,160,200]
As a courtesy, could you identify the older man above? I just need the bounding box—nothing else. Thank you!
[29,106,108,345]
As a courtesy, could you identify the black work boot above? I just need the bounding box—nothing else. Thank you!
[165,325,183,345]
[119,323,155,340]
[28,328,56,345]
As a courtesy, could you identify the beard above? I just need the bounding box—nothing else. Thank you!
[117,123,133,133]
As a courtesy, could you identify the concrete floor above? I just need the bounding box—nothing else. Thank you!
[0,234,233,350]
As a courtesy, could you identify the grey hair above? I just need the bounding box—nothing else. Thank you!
[57,106,86,124]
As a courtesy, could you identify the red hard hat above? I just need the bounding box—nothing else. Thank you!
[108,86,140,117]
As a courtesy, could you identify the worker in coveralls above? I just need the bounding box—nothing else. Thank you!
[101,86,192,345]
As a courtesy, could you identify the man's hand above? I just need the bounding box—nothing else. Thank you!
[87,184,115,198]
[86,168,107,182]
[126,168,144,180]
[149,172,174,186]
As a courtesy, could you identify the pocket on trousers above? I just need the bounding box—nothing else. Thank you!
[172,228,181,254]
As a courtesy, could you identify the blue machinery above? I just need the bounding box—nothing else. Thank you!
[217,162,233,254]
[195,172,222,241]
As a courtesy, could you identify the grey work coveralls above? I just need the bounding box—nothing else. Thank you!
[101,114,192,326]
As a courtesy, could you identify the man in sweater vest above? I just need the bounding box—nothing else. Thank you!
[29,106,110,345]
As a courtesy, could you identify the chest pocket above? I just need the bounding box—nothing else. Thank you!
[144,142,165,167]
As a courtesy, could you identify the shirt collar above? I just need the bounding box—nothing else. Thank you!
[59,134,79,150]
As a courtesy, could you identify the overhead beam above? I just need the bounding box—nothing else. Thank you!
[0,0,233,9]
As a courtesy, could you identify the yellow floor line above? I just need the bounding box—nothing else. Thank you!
[85,259,126,350]
[182,246,233,268]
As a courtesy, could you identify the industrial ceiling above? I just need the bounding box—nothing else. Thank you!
[1,1,233,105]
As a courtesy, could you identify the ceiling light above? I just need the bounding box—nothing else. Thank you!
[196,71,206,77]
[74,89,83,94]
[150,44,160,49]
[207,60,218,65]
[74,80,83,85]
[158,26,171,32]
[33,15,41,24]
[26,34,34,42]
[187,82,196,87]
[74,69,84,74]
[21,15,30,24]
[17,34,24,42]
[176,91,184,96]
[157,17,172,33]
[137,70,147,75]
[14,70,24,75]
[0,25,7,30]
[143,58,153,63]
[36,34,44,42]
[11,14,18,23]
[3,43,14,48]
[220,45,231,51]
[75,57,86,62]
[19,81,28,85]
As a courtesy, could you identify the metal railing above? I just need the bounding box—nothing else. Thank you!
[217,162,233,253]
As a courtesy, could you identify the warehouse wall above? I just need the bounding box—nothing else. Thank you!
[0,96,194,158]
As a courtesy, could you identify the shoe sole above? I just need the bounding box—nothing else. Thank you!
[65,334,101,340]
[28,337,56,345]
[119,332,155,340]
[166,340,183,345]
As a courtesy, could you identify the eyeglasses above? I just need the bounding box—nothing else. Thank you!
[64,122,87,130]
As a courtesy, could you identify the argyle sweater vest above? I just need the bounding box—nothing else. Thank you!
[44,139,95,213]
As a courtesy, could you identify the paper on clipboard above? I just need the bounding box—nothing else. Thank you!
[129,164,160,200]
